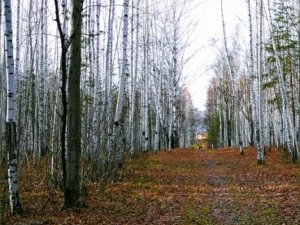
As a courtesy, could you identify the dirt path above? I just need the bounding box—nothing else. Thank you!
[8,148,300,225]
[100,148,299,225]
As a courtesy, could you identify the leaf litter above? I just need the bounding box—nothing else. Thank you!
[6,147,300,225]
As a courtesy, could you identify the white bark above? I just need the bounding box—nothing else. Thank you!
[168,86,174,151]
[38,0,47,156]
[4,0,22,213]
[154,74,162,152]
[112,0,130,164]
[106,0,115,165]
[114,0,129,125]
[4,1,16,123]
[15,0,20,86]
[107,0,129,169]
[92,0,102,158]
[141,0,150,151]
[129,0,141,156]
[247,0,264,164]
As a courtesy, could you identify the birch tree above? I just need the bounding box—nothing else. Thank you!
[206,0,299,163]
[112,0,130,164]
[227,0,266,164]
[129,0,141,156]
[105,0,115,171]
[0,0,201,215]
[0,2,4,220]
[3,0,23,214]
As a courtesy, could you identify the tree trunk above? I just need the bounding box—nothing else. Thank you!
[105,0,115,168]
[65,0,83,208]
[129,0,140,156]
[108,0,129,171]
[54,0,68,191]
[3,0,23,214]
[0,3,4,216]
[247,0,264,164]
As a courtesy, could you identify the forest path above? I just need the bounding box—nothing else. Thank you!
[98,148,299,225]
[9,148,300,225]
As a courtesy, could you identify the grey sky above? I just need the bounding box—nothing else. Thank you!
[184,0,248,110]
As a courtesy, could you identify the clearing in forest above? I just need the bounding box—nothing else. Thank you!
[7,148,300,225]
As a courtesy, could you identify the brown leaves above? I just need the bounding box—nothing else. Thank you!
[6,148,300,225]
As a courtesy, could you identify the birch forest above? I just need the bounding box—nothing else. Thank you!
[206,0,300,164]
[0,0,299,224]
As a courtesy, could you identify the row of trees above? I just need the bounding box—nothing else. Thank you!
[206,0,300,163]
[0,0,199,215]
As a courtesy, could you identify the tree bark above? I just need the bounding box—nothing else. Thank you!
[247,0,264,164]
[54,0,68,191]
[3,0,23,214]
[65,0,83,208]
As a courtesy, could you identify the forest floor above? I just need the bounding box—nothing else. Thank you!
[7,147,300,225]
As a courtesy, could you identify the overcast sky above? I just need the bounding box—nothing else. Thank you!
[184,0,248,111]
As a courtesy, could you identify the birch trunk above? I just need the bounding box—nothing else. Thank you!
[44,0,49,154]
[168,88,174,151]
[4,0,23,214]
[39,0,46,156]
[257,0,264,163]
[221,0,235,147]
[0,118,3,223]
[115,0,129,127]
[0,3,4,219]
[111,0,129,166]
[129,0,141,156]
[142,0,150,151]
[92,0,102,159]
[168,11,179,151]
[154,73,162,152]
[247,0,264,164]
[105,0,115,167]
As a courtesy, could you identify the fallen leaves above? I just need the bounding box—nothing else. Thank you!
[6,147,300,225]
